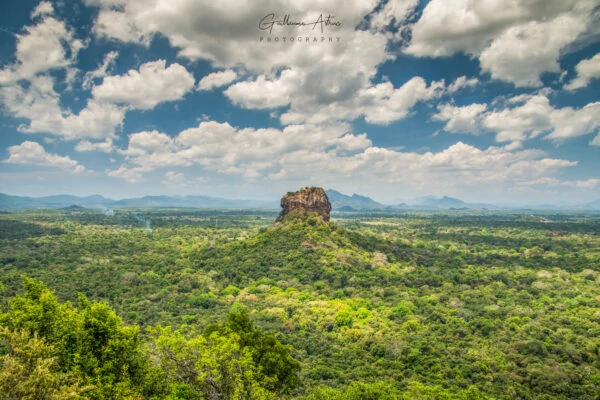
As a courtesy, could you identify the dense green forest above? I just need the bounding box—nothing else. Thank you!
[1,208,600,399]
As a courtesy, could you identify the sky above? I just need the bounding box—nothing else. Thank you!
[0,0,599,205]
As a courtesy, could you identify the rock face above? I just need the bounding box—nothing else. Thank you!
[276,187,331,223]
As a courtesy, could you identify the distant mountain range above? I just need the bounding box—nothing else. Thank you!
[325,190,385,210]
[326,192,500,211]
[0,193,275,210]
[1,191,599,211]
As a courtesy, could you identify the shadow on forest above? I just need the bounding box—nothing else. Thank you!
[0,220,66,239]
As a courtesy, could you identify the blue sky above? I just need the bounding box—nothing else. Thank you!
[0,0,599,205]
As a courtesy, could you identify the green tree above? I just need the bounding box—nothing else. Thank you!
[205,307,301,396]
[0,277,146,399]
[147,325,277,399]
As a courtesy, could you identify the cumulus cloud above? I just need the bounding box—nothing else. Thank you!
[564,52,600,90]
[85,0,439,125]
[82,0,492,125]
[162,171,186,186]
[106,165,149,182]
[85,0,375,70]
[4,141,85,172]
[197,69,237,91]
[105,118,584,201]
[591,134,600,147]
[225,69,301,109]
[433,103,487,134]
[0,76,125,140]
[484,95,600,143]
[369,0,418,31]
[478,15,585,87]
[92,60,195,109]
[75,139,114,153]
[0,8,125,141]
[0,10,84,85]
[93,9,151,45]
[31,1,54,18]
[83,51,119,90]
[447,76,479,93]
[405,0,598,87]
[109,121,372,180]
[435,94,600,143]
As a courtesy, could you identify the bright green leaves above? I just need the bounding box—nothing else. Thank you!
[205,307,301,396]
[1,279,301,399]
[0,327,88,399]
[147,325,277,400]
[0,277,146,399]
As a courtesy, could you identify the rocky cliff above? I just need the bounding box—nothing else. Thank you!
[276,187,331,223]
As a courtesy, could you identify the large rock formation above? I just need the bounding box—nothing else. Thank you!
[276,187,331,223]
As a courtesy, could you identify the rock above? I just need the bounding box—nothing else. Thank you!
[276,187,331,223]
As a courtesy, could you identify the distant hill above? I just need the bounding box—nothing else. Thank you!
[0,193,275,210]
[412,196,499,210]
[580,199,600,210]
[421,196,466,208]
[109,195,274,209]
[326,190,384,210]
[1,192,597,211]
[0,194,110,210]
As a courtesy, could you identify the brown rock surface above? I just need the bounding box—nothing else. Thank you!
[276,187,331,223]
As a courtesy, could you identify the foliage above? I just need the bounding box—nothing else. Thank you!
[1,209,600,399]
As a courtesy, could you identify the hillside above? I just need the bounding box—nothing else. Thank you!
[1,208,599,398]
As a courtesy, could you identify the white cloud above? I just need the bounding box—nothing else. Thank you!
[447,76,479,93]
[546,102,600,142]
[31,1,54,18]
[478,15,585,87]
[591,133,600,147]
[92,60,195,110]
[520,177,600,189]
[369,0,418,31]
[197,69,237,91]
[274,75,446,125]
[405,0,598,87]
[92,9,151,45]
[433,103,487,134]
[564,52,600,90]
[359,77,445,125]
[87,0,441,125]
[83,51,119,89]
[0,8,125,141]
[0,76,125,140]
[83,0,491,126]
[106,165,149,182]
[86,0,377,70]
[111,121,372,181]
[75,139,114,153]
[4,141,84,172]
[106,118,584,201]
[162,171,186,185]
[442,95,600,143]
[0,13,84,85]
[225,69,301,109]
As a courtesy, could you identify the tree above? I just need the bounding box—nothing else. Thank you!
[147,325,277,399]
[0,277,146,399]
[0,327,87,399]
[205,307,301,396]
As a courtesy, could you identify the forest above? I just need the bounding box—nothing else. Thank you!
[1,208,599,399]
